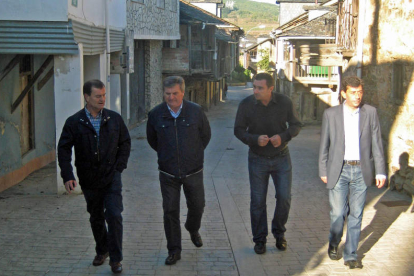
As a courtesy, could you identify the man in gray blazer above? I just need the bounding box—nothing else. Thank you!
[319,76,386,269]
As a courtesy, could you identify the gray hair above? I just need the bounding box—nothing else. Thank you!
[163,76,185,92]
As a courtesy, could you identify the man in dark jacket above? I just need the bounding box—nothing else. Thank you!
[234,73,302,255]
[58,79,131,274]
[146,76,211,265]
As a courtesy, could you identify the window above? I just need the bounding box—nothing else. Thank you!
[157,0,165,9]
[393,63,404,102]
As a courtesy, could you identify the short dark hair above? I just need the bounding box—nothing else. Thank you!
[163,76,185,92]
[83,79,105,96]
[253,73,274,89]
[341,76,363,92]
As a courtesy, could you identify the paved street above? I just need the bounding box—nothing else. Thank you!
[1,86,414,276]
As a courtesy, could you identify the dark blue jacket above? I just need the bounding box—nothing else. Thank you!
[146,100,211,178]
[58,108,131,189]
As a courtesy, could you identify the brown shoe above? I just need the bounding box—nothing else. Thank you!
[93,252,109,266]
[109,261,123,273]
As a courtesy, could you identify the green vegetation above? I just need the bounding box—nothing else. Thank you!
[230,64,252,83]
[256,49,271,73]
[222,0,279,35]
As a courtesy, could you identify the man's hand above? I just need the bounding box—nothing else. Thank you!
[64,180,78,194]
[376,176,386,188]
[320,176,327,184]
[269,135,282,148]
[258,135,269,147]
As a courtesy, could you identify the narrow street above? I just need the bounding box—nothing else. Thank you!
[0,86,413,276]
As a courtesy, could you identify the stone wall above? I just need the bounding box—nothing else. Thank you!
[145,40,164,111]
[127,0,179,39]
[343,0,414,193]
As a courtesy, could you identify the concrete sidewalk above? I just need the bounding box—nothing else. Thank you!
[1,86,413,276]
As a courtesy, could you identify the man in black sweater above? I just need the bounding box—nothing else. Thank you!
[234,73,301,254]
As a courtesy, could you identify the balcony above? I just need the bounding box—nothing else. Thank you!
[293,65,339,86]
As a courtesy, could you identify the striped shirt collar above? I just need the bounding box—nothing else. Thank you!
[84,106,103,119]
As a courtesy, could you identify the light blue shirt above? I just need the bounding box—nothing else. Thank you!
[167,103,183,118]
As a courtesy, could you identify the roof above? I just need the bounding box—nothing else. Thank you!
[215,28,238,42]
[180,0,239,28]
[246,38,272,51]
[280,10,336,37]
[273,0,337,37]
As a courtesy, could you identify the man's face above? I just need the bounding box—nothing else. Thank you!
[85,87,106,112]
[253,79,273,103]
[164,84,184,111]
[341,85,363,110]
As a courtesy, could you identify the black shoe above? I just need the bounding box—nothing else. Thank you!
[109,261,123,274]
[92,252,109,266]
[344,260,363,269]
[190,231,203,248]
[165,252,181,265]
[328,244,338,260]
[254,242,266,254]
[276,237,287,251]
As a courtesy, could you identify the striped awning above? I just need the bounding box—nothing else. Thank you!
[0,20,125,56]
[0,20,79,55]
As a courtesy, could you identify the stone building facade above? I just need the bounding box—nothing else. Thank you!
[127,0,179,39]
[340,0,414,194]
[126,0,180,125]
[145,40,164,111]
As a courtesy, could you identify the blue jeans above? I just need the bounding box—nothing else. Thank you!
[82,171,124,263]
[329,164,367,261]
[248,149,292,244]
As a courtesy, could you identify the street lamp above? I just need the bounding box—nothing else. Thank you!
[243,25,265,68]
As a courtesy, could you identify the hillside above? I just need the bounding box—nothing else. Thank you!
[222,0,279,38]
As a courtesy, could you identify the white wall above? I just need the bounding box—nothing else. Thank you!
[68,0,126,28]
[110,75,122,114]
[54,44,84,195]
[192,3,217,16]
[0,0,68,21]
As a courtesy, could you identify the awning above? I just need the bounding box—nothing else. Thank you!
[0,20,125,56]
[72,21,125,55]
[0,20,78,55]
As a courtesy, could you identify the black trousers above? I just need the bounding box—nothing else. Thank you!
[82,171,123,262]
[159,171,205,254]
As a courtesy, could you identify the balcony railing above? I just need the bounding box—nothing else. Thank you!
[294,65,339,85]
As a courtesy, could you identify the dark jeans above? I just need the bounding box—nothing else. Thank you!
[82,171,123,263]
[159,171,205,254]
[248,149,292,244]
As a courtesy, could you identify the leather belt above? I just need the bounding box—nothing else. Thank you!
[344,160,360,166]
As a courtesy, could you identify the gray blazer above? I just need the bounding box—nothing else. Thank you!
[318,104,386,189]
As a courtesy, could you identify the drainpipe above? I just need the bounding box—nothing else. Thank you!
[356,0,366,78]
[106,0,111,108]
